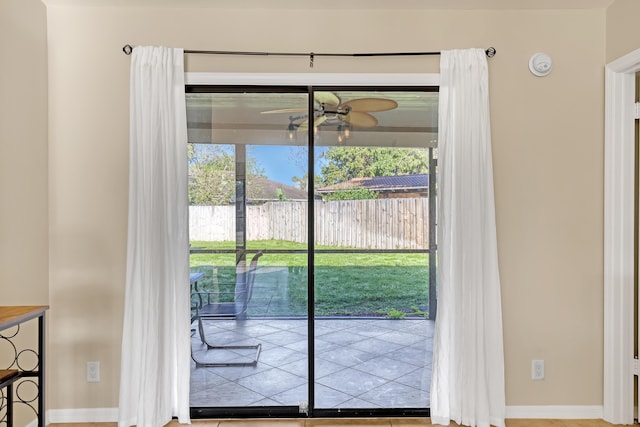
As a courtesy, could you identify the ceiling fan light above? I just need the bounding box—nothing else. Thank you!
[337,124,352,141]
[343,125,351,139]
[286,123,296,141]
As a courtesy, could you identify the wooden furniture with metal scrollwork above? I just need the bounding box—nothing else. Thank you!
[0,306,48,427]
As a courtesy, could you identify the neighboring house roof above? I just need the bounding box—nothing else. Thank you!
[249,176,308,202]
[316,174,429,194]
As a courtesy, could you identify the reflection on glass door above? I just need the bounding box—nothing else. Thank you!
[312,90,437,414]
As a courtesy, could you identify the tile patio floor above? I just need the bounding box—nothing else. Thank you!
[190,317,433,409]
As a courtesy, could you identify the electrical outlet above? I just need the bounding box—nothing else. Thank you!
[532,359,544,380]
[87,361,100,382]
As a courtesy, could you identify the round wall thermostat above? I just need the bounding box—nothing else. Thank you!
[529,53,553,77]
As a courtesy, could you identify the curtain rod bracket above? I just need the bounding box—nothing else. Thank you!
[309,53,314,68]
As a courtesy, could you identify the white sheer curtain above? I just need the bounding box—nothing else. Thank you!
[118,46,191,427]
[430,48,505,427]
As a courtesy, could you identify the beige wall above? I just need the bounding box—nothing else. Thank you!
[18,0,640,417]
[42,3,608,411]
[607,0,640,62]
[0,1,49,425]
[0,1,49,304]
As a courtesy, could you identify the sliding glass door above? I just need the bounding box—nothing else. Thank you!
[186,86,436,419]
[187,89,310,416]
[310,89,436,415]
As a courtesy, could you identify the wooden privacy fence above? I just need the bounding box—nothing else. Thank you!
[189,198,430,249]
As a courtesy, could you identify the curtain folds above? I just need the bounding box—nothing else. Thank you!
[430,48,505,427]
[118,46,190,427]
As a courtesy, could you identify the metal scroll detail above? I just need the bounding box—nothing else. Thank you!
[0,325,40,423]
[0,388,8,424]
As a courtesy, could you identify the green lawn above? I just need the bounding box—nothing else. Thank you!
[190,240,432,318]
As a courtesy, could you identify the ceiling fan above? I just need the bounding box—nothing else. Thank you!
[261,91,398,130]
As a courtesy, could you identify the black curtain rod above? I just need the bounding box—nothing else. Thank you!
[122,44,496,67]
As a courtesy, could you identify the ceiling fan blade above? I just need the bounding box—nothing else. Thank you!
[261,108,307,114]
[314,91,341,108]
[297,119,310,130]
[342,98,398,112]
[298,115,327,131]
[314,115,328,127]
[341,111,378,128]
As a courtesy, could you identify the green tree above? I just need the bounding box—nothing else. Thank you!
[320,147,428,186]
[291,174,307,191]
[275,188,289,201]
[188,145,264,205]
[289,147,323,192]
[292,173,323,191]
[322,188,379,201]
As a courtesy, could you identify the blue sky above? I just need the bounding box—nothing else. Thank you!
[250,145,325,187]
[192,144,326,187]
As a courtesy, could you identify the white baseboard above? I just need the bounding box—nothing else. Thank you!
[47,407,118,423]
[42,405,605,424]
[506,405,604,419]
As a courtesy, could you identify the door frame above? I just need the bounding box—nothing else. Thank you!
[603,47,640,424]
[186,72,439,418]
[185,72,439,88]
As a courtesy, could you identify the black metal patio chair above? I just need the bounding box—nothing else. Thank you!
[191,251,263,367]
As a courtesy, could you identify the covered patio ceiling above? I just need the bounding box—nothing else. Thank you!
[187,90,439,148]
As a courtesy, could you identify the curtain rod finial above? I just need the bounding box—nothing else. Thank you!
[486,47,496,57]
[123,45,133,55]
